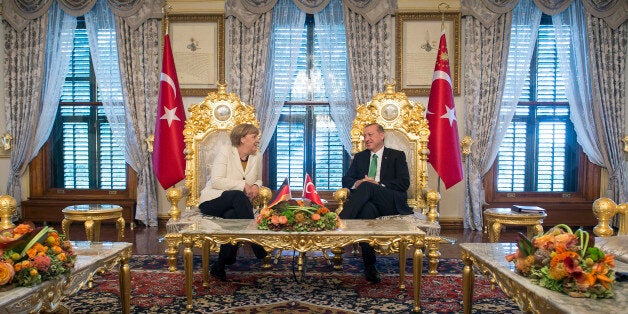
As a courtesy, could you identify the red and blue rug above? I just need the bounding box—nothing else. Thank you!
[64,254,522,313]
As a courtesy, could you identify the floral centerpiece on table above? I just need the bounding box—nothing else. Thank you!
[0,222,76,287]
[256,175,341,232]
[506,224,615,298]
[256,199,341,232]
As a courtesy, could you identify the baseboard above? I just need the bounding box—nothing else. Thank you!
[439,218,463,229]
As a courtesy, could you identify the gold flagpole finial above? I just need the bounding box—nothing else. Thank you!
[162,1,172,35]
[438,3,450,32]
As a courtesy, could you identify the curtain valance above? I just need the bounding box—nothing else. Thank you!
[3,0,161,31]
[227,0,395,28]
[462,0,627,29]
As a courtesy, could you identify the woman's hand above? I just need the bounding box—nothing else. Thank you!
[244,183,259,200]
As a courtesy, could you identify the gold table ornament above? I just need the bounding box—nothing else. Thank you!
[181,219,426,312]
[461,242,628,314]
[62,204,126,242]
[0,241,132,314]
[483,208,546,242]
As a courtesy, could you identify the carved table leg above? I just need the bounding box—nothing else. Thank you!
[84,220,95,242]
[398,241,406,290]
[61,218,72,241]
[116,216,126,241]
[184,239,194,311]
[412,246,423,313]
[462,254,475,314]
[489,222,502,243]
[331,247,344,270]
[426,236,441,275]
[202,239,210,287]
[164,235,180,272]
[119,254,131,314]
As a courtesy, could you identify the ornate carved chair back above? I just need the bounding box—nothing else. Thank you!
[345,82,435,216]
[182,83,259,209]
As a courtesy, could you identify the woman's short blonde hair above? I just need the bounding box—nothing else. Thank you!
[230,123,259,147]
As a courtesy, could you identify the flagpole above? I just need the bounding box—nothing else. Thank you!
[163,1,171,36]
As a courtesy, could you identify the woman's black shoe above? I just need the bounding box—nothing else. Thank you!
[210,263,227,281]
[364,265,381,284]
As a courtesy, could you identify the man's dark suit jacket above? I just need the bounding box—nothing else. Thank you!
[342,147,412,215]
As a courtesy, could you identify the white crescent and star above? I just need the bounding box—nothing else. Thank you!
[305,182,317,194]
[426,69,457,127]
[159,72,181,127]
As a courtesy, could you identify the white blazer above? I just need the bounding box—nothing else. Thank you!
[198,145,263,204]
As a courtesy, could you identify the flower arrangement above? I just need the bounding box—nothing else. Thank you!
[0,222,76,287]
[256,199,341,232]
[506,224,615,298]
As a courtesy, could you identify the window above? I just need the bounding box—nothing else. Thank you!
[497,15,578,193]
[486,14,599,225]
[50,18,127,189]
[268,14,349,191]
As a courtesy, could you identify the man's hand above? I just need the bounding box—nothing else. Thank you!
[244,183,259,200]
[354,175,379,188]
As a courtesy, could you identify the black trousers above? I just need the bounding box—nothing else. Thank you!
[339,182,399,266]
[199,190,254,265]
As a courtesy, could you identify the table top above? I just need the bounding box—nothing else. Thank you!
[460,240,627,313]
[484,207,547,218]
[62,204,123,214]
[0,241,132,312]
[182,218,426,236]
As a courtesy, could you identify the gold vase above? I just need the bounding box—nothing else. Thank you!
[0,194,17,229]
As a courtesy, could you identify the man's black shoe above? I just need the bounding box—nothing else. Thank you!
[364,265,381,284]
[251,243,268,259]
[210,263,227,281]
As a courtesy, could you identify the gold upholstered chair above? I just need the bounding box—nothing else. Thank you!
[592,197,627,236]
[333,83,443,274]
[163,84,271,271]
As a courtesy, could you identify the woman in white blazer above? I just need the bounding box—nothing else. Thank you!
[198,123,267,281]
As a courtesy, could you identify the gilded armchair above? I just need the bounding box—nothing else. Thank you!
[333,83,443,274]
[164,84,271,271]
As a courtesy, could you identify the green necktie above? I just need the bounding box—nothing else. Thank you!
[368,154,378,178]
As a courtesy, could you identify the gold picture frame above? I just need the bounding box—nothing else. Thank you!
[395,12,461,96]
[164,14,225,97]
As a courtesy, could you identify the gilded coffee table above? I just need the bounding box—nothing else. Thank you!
[460,241,627,313]
[0,241,132,313]
[181,219,426,312]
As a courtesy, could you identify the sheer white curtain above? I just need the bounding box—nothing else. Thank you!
[30,2,77,162]
[488,0,542,171]
[553,1,605,166]
[84,0,128,173]
[258,0,306,152]
[315,0,354,153]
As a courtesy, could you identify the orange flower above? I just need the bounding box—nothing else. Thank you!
[58,253,67,262]
[12,223,34,235]
[311,213,321,221]
[0,260,15,285]
[316,207,330,215]
[278,216,288,224]
[550,251,578,268]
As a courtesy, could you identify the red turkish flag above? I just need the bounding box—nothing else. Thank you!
[302,173,324,206]
[268,177,292,208]
[426,31,463,189]
[152,34,186,189]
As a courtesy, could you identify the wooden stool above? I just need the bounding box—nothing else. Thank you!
[483,208,546,242]
[62,204,125,242]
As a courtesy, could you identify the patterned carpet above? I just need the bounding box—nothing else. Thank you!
[64,254,522,313]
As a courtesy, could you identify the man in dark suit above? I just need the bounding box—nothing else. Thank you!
[340,123,412,284]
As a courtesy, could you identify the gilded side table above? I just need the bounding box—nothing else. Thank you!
[62,204,125,242]
[483,208,546,242]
